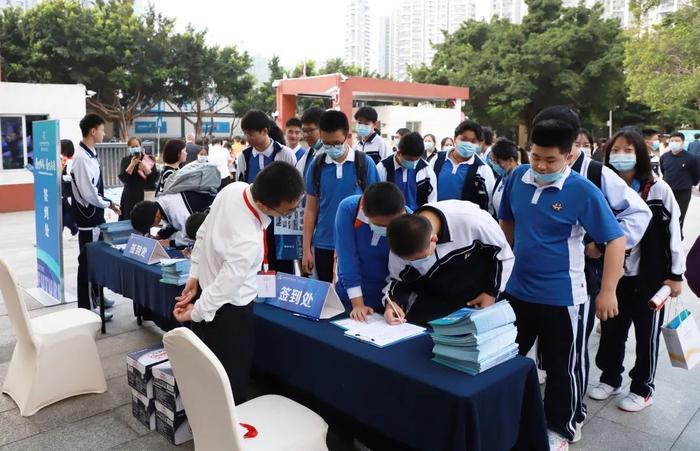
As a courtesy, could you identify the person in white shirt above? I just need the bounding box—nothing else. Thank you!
[71,114,120,319]
[174,161,304,403]
[206,137,233,190]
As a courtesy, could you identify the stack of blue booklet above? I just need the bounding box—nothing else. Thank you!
[428,301,518,375]
[159,259,191,286]
[100,220,135,245]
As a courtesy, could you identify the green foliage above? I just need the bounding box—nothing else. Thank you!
[625,0,700,126]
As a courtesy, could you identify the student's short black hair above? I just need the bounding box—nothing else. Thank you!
[387,214,432,259]
[491,138,519,162]
[319,110,349,136]
[604,128,652,182]
[268,122,286,145]
[185,211,208,240]
[577,128,594,147]
[233,135,243,142]
[223,142,232,150]
[642,128,659,139]
[530,106,580,154]
[79,113,105,137]
[454,120,483,141]
[669,132,685,141]
[694,133,700,140]
[251,161,304,208]
[354,106,378,123]
[285,117,302,128]
[241,110,271,133]
[301,107,325,126]
[60,139,75,158]
[211,137,222,145]
[130,201,160,234]
[363,182,406,217]
[399,132,425,158]
[482,127,494,145]
[395,128,411,138]
[163,139,186,164]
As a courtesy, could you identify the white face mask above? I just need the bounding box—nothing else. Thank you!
[410,253,437,275]
[669,142,683,153]
[197,155,208,163]
[580,146,592,157]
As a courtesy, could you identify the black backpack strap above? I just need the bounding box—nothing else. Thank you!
[415,159,432,207]
[586,159,603,190]
[312,151,325,196]
[242,147,253,183]
[433,151,448,180]
[271,141,282,160]
[354,150,368,192]
[380,155,395,183]
[461,157,489,210]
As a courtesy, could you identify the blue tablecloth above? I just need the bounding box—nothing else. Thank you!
[86,241,548,451]
[85,242,181,331]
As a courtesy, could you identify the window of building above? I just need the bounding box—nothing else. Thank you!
[1,114,48,170]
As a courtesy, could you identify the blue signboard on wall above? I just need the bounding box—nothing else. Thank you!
[135,120,167,134]
[31,120,64,304]
[202,122,231,134]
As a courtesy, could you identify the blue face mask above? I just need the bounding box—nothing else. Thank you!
[609,154,636,172]
[323,144,346,160]
[356,124,372,138]
[369,222,387,237]
[410,252,437,276]
[313,139,323,150]
[530,167,564,185]
[652,140,660,151]
[490,161,506,177]
[456,141,479,158]
[400,157,419,170]
[129,147,141,156]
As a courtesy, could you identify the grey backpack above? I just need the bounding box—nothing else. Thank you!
[161,162,220,195]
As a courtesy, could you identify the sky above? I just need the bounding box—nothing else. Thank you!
[149,0,491,67]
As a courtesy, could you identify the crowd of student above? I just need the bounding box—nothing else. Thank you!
[66,103,695,451]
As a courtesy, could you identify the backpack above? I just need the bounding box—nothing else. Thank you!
[162,162,221,195]
[571,153,603,189]
[240,141,282,183]
[380,155,432,207]
[433,151,489,210]
[312,149,369,196]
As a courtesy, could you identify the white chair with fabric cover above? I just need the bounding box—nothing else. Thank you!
[163,327,329,451]
[0,258,106,416]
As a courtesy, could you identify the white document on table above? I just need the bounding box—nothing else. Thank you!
[332,313,385,330]
[344,321,426,348]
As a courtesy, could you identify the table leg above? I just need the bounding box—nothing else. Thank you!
[135,302,143,326]
[99,285,106,334]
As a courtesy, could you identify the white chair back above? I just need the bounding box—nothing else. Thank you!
[163,327,244,451]
[0,258,35,347]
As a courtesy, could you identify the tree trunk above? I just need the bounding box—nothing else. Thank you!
[194,98,203,139]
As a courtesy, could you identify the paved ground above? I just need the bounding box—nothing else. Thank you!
[1,198,699,450]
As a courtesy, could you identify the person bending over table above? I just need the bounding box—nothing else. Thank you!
[383,200,514,326]
[173,162,304,403]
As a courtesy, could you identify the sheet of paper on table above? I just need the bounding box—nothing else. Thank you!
[331,313,385,330]
[344,320,426,348]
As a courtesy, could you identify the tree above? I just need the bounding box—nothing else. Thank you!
[237,55,285,116]
[625,0,700,126]
[412,0,627,137]
[167,27,255,138]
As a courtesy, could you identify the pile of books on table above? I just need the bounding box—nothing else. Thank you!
[429,301,518,375]
[160,259,191,285]
[100,220,135,245]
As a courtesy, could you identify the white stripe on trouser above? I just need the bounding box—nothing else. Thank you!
[565,304,586,437]
[578,300,590,417]
[645,308,661,395]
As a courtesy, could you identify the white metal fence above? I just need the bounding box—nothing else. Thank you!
[96,142,155,188]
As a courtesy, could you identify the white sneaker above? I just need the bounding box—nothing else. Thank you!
[538,368,547,385]
[588,382,621,400]
[618,393,653,412]
[548,430,569,451]
[569,422,582,444]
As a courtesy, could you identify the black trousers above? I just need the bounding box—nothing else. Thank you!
[595,277,664,398]
[265,225,295,274]
[504,293,588,441]
[62,198,78,235]
[314,247,335,283]
[673,189,692,239]
[191,302,255,404]
[77,228,101,310]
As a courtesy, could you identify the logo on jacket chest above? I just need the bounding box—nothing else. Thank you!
[552,202,563,212]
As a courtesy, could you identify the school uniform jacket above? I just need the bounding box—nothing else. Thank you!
[70,142,112,228]
[385,200,514,312]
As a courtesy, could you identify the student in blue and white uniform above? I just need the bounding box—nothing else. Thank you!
[302,110,380,282]
[335,183,409,321]
[353,106,391,164]
[284,117,305,162]
[498,106,627,449]
[489,139,527,218]
[376,132,437,211]
[590,128,685,413]
[383,200,514,326]
[236,110,297,274]
[430,120,495,212]
[296,107,325,178]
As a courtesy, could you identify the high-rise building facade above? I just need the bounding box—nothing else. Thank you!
[344,0,372,74]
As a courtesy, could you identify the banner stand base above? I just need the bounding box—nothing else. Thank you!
[26,287,62,307]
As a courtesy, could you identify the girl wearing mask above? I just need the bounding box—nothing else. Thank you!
[590,128,685,412]
[440,137,455,152]
[118,137,158,220]
[489,138,528,219]
[423,134,438,161]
